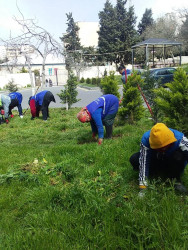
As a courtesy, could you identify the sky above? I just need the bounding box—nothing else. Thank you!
[0,0,188,43]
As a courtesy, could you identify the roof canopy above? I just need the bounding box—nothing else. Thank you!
[132,38,182,49]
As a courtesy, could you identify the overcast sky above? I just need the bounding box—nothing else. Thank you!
[0,0,188,42]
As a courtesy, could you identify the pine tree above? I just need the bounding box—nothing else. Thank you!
[119,72,144,123]
[60,13,81,72]
[138,8,154,36]
[58,72,79,109]
[115,1,138,64]
[98,0,118,63]
[154,68,188,134]
[100,72,120,98]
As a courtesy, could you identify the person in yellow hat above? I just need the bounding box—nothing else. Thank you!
[130,123,188,195]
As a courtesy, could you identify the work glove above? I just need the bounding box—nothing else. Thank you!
[5,119,9,124]
[11,114,14,118]
[1,110,5,115]
[98,138,103,145]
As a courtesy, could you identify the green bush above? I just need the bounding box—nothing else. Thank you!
[119,72,145,124]
[5,79,18,93]
[155,67,188,135]
[86,78,91,84]
[91,78,97,85]
[100,71,120,98]
[20,67,28,73]
[80,77,85,83]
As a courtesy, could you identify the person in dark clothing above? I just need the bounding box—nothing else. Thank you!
[9,92,23,118]
[118,65,127,84]
[77,94,119,144]
[130,123,188,195]
[29,90,56,120]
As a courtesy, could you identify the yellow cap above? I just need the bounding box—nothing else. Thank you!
[149,123,177,149]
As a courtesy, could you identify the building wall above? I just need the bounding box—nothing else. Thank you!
[76,22,99,48]
[0,73,35,89]
[73,64,118,79]
[0,64,68,86]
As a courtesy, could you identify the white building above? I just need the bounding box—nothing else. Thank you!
[0,46,6,60]
[76,22,99,48]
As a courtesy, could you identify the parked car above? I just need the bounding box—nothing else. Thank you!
[148,67,176,85]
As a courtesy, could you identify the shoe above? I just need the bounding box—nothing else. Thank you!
[174,183,188,194]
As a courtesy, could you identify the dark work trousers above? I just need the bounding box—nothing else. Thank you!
[103,113,117,139]
[130,148,187,182]
[37,91,55,120]
[9,99,23,116]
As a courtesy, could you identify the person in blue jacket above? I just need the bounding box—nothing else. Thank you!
[130,123,188,195]
[29,90,56,120]
[118,65,127,84]
[9,92,23,118]
[77,94,119,144]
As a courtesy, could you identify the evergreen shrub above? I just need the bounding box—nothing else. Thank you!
[100,71,120,98]
[155,67,188,134]
[119,72,145,124]
[86,78,91,84]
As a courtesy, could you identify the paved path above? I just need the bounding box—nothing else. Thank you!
[1,85,123,109]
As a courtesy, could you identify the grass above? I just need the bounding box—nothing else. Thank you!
[0,108,188,249]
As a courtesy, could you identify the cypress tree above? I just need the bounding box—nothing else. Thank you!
[119,72,144,123]
[154,68,188,134]
[58,72,79,109]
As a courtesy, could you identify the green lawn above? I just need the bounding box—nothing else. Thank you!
[0,108,188,249]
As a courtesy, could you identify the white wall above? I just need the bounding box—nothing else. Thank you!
[0,73,35,89]
[76,65,118,79]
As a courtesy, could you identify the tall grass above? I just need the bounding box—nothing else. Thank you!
[0,108,187,249]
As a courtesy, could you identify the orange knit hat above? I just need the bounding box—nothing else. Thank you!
[149,123,177,149]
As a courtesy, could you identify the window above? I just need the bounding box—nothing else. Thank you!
[48,68,52,75]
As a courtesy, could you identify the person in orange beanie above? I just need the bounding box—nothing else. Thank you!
[77,94,119,144]
[130,123,188,195]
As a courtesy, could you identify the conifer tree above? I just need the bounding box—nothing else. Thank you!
[119,72,144,123]
[138,8,154,37]
[100,72,120,98]
[58,72,79,109]
[98,0,118,63]
[154,68,188,134]
[60,13,81,72]
[115,1,138,64]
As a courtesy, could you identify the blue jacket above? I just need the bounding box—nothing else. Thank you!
[30,90,48,106]
[86,94,119,138]
[9,92,23,116]
[139,128,188,186]
[9,92,22,104]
